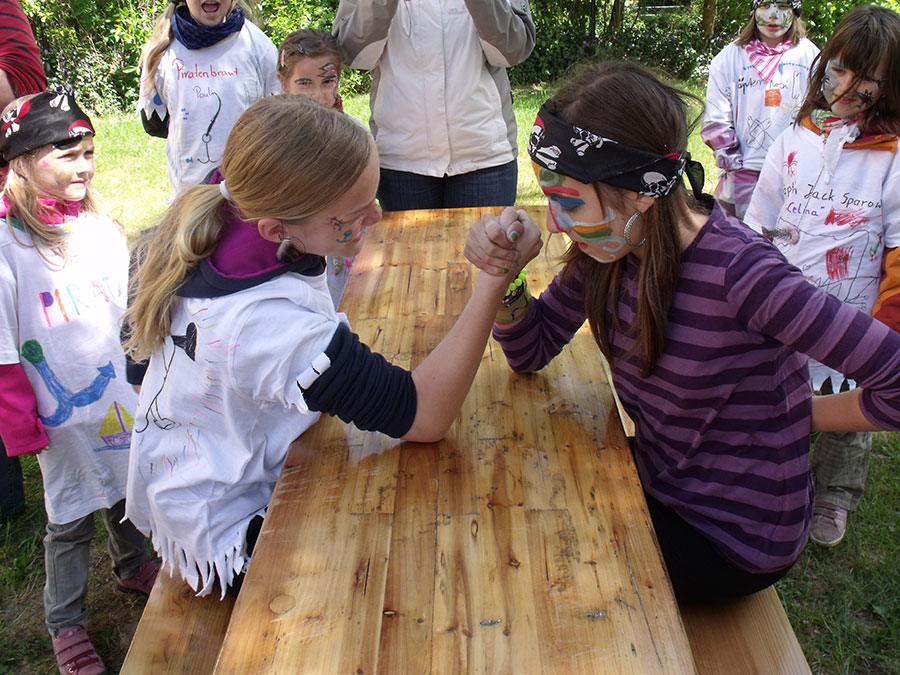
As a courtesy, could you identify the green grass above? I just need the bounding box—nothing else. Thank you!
[2,89,898,673]
[91,114,170,244]
[780,432,900,675]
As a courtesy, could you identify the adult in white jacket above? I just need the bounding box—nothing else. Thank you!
[333,0,535,211]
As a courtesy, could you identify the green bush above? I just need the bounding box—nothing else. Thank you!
[19,0,900,111]
[20,0,366,113]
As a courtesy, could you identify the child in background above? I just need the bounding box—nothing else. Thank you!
[745,4,900,547]
[278,28,345,112]
[0,91,157,675]
[138,0,279,199]
[465,61,900,602]
[702,0,818,219]
[0,0,48,521]
[278,28,352,306]
[123,94,541,598]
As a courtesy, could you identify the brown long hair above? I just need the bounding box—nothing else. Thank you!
[125,94,372,361]
[796,4,900,135]
[553,62,705,376]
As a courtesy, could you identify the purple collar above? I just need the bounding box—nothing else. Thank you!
[208,204,286,278]
[178,203,325,299]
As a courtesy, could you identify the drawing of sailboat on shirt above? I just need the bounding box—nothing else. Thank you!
[97,401,133,451]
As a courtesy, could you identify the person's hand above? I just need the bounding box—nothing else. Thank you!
[465,207,543,277]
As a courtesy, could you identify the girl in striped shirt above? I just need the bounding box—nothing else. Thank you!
[465,61,900,602]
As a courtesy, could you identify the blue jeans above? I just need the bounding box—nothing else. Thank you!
[377,160,518,212]
[44,499,150,635]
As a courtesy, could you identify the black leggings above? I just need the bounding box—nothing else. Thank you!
[628,436,793,603]
[644,492,794,604]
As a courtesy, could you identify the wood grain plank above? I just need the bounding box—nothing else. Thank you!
[681,588,811,675]
[377,443,441,674]
[211,207,696,674]
[432,509,539,675]
[121,569,234,675]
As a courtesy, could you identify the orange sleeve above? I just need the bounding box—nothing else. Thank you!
[874,246,900,332]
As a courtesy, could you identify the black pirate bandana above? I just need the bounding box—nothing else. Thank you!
[0,91,95,166]
[528,100,703,199]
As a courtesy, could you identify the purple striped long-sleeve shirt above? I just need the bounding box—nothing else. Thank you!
[493,203,900,573]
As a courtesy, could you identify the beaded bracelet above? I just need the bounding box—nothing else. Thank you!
[495,268,531,325]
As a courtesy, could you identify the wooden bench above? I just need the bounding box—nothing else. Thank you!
[120,569,234,674]
[681,586,812,675]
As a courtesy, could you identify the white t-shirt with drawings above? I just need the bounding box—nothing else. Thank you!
[138,22,279,199]
[745,122,900,388]
[125,270,344,596]
[0,213,137,524]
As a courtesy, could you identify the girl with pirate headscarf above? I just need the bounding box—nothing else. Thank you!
[464,61,900,603]
[0,91,158,675]
[138,0,279,201]
[701,0,818,219]
[745,4,900,550]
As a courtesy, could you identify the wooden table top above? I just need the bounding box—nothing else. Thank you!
[213,207,696,674]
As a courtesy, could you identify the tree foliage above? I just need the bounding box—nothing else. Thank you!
[18,0,900,112]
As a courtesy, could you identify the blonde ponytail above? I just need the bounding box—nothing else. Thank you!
[125,94,371,361]
[125,185,227,360]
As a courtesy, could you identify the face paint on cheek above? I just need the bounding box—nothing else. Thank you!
[857,87,875,109]
[581,238,627,263]
[537,166,566,189]
[55,168,75,187]
[755,6,792,36]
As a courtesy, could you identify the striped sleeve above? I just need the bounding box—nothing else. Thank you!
[0,0,46,96]
[727,239,900,430]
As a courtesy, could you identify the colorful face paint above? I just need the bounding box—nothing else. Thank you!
[823,58,885,119]
[534,164,631,263]
[754,2,793,44]
[280,146,382,260]
[280,57,341,110]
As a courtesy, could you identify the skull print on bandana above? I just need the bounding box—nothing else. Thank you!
[527,100,696,198]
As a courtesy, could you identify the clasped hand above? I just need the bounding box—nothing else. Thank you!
[464,207,543,277]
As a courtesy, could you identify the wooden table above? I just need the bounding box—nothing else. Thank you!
[213,208,696,674]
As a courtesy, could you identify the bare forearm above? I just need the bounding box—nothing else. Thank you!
[810,389,879,433]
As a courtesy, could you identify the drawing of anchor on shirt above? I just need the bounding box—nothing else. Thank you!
[21,339,116,427]
[195,91,222,166]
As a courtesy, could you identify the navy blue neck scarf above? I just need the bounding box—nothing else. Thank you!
[171,4,245,50]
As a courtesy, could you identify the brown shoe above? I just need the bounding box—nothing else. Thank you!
[810,500,848,547]
[52,625,106,675]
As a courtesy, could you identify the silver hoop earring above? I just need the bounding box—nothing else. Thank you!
[276,236,304,263]
[623,211,646,248]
